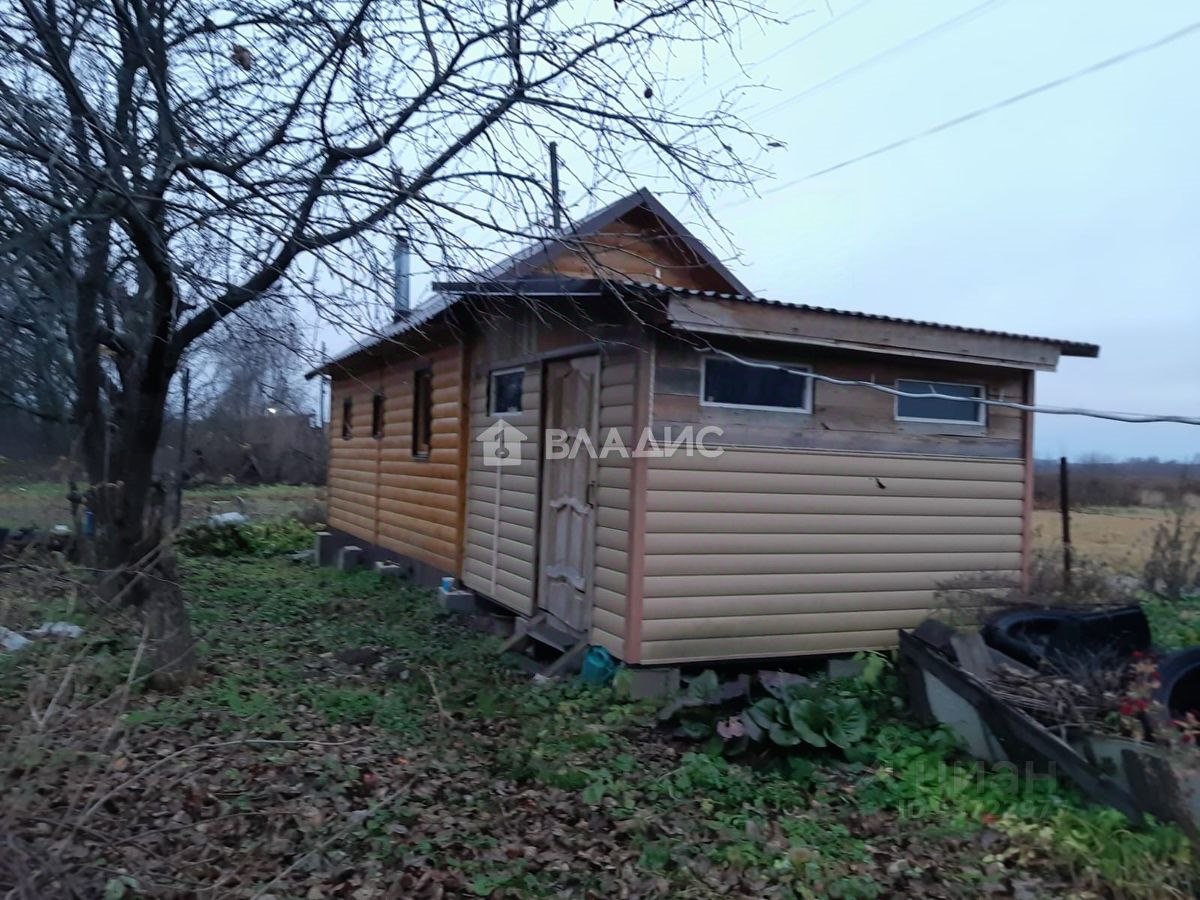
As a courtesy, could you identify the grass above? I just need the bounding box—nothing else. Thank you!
[0,479,325,529]
[1,554,1197,897]
[1032,507,1174,573]
[1144,592,1200,650]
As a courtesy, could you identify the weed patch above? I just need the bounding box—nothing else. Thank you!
[0,556,1196,897]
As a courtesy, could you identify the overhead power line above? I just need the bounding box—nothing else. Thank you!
[751,0,1008,121]
[713,349,1200,426]
[681,0,878,111]
[750,17,1200,199]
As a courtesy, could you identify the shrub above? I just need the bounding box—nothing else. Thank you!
[1143,502,1200,601]
[176,518,314,558]
[935,548,1139,626]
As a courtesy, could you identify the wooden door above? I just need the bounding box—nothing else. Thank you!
[538,355,600,635]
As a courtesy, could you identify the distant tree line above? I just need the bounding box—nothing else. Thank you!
[1033,457,1197,509]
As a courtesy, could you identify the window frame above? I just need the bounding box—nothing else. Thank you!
[699,354,813,415]
[341,396,353,440]
[370,392,385,439]
[893,378,987,426]
[488,366,525,417]
[411,368,433,459]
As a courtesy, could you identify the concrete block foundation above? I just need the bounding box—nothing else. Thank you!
[625,667,681,700]
[438,587,482,614]
[336,545,364,571]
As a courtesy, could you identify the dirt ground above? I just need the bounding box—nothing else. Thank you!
[2,555,1192,897]
[0,481,326,530]
[1032,506,1173,573]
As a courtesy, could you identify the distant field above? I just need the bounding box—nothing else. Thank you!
[1032,506,1172,572]
[0,481,326,530]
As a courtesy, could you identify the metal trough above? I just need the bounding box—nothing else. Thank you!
[899,625,1200,839]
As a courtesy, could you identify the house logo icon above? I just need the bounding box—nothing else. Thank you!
[477,419,526,467]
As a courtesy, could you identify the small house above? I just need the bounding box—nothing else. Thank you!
[309,189,1098,666]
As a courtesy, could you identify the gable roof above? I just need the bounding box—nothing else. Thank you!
[472,187,752,296]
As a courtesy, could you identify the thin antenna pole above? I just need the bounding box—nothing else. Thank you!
[549,141,562,232]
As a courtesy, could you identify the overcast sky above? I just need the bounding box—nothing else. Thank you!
[688,0,1199,460]
[317,0,1198,461]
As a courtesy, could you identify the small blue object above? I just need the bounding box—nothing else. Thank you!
[82,510,95,537]
[580,646,617,686]
[440,576,456,592]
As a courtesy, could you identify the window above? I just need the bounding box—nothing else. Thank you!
[489,367,524,415]
[371,393,385,439]
[412,369,433,458]
[701,356,811,413]
[341,397,352,440]
[895,379,985,424]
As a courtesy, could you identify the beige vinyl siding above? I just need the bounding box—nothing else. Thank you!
[462,365,542,614]
[591,353,636,656]
[638,448,1025,664]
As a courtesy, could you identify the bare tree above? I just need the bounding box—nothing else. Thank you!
[0,0,765,686]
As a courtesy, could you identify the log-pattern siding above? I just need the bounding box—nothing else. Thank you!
[327,343,466,574]
[654,336,1025,459]
[328,368,383,540]
[637,449,1025,664]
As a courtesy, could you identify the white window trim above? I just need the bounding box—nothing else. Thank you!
[894,379,987,426]
[699,355,813,415]
[488,365,525,416]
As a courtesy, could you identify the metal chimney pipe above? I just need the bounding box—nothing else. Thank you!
[393,230,411,318]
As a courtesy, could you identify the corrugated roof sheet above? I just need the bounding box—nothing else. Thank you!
[308,277,1098,377]
[634,282,1100,357]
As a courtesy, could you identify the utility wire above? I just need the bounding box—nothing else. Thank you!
[746,17,1200,200]
[680,0,878,111]
[710,348,1200,426]
[750,0,1007,120]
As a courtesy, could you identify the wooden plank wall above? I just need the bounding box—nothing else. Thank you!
[637,450,1025,663]
[326,342,466,574]
[654,336,1025,459]
[528,206,734,292]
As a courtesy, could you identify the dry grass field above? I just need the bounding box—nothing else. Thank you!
[1032,506,1173,573]
[0,481,326,530]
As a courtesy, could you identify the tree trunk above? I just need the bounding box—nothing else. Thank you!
[88,463,197,692]
[140,551,198,692]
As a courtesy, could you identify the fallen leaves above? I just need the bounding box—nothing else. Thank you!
[0,557,1178,897]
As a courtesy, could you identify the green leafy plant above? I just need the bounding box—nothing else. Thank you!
[176,518,315,557]
[742,692,869,750]
[660,666,879,757]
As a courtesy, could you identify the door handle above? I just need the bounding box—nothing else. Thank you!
[586,481,597,507]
